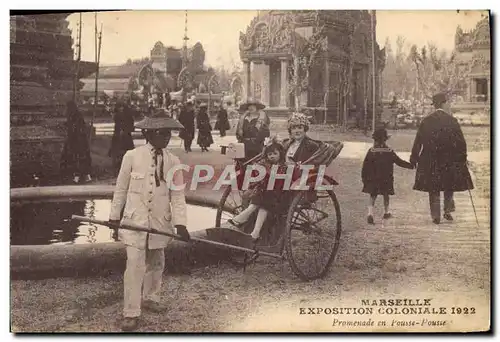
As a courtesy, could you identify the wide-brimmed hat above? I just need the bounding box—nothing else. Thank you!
[199,102,208,108]
[372,127,390,142]
[431,92,447,106]
[135,109,184,130]
[239,98,266,111]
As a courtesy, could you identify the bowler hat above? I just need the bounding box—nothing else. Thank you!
[239,98,266,111]
[431,92,447,106]
[135,109,184,130]
[372,128,390,142]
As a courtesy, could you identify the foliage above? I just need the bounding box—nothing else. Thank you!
[211,58,243,93]
[212,66,232,91]
[409,42,470,100]
[287,12,327,110]
[381,36,416,100]
[382,35,489,104]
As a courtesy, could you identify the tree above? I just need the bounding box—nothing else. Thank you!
[213,65,232,92]
[409,42,464,101]
[328,12,364,131]
[382,37,398,98]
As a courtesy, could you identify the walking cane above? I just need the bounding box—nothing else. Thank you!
[466,160,480,228]
[468,189,480,228]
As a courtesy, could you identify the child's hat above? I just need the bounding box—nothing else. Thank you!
[264,135,282,147]
[263,135,284,153]
[372,127,390,141]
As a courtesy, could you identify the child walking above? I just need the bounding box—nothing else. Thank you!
[226,139,287,242]
[361,128,414,224]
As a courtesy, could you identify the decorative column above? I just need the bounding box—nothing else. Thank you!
[323,58,330,124]
[280,58,289,108]
[250,60,257,100]
[242,60,250,101]
[261,61,270,106]
[468,78,473,102]
[251,60,263,101]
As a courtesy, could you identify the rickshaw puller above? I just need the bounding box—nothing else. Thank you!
[108,109,190,332]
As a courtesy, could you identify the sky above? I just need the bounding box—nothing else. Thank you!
[66,10,488,68]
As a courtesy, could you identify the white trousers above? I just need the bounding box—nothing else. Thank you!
[123,246,165,318]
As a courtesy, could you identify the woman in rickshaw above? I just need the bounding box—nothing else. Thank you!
[282,112,321,164]
[228,112,343,242]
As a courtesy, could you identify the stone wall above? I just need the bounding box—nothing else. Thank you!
[10,13,95,185]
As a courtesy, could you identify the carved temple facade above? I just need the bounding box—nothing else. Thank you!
[239,10,385,123]
[10,13,95,186]
[452,16,490,114]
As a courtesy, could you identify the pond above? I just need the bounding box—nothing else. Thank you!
[10,199,216,246]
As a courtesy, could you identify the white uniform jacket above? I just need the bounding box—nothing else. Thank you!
[109,144,187,249]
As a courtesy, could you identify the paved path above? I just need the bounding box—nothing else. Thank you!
[97,121,490,248]
[125,133,487,185]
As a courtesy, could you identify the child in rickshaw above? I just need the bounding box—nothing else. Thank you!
[227,138,288,242]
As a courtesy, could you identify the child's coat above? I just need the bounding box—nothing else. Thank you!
[361,146,413,195]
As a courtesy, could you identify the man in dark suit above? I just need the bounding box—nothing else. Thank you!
[410,93,474,224]
[177,100,196,152]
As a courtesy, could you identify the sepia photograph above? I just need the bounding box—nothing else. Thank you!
[9,8,491,333]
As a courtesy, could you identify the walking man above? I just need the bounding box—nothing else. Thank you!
[108,109,190,331]
[178,100,196,152]
[410,92,474,224]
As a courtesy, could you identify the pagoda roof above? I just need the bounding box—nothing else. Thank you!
[80,78,131,93]
[89,63,149,79]
[455,16,490,52]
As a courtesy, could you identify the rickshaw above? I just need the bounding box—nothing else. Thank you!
[211,140,343,281]
[72,141,342,282]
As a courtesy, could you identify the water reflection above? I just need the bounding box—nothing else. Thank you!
[11,199,216,246]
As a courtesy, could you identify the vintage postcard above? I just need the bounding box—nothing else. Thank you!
[10,9,490,333]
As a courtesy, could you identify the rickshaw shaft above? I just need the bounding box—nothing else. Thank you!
[71,215,283,260]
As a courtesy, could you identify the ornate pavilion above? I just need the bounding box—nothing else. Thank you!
[452,16,490,114]
[238,10,385,123]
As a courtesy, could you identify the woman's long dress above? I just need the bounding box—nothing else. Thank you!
[60,105,92,180]
[236,114,270,161]
[214,108,230,137]
[196,110,214,148]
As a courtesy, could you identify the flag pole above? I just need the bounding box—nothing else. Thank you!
[89,14,103,144]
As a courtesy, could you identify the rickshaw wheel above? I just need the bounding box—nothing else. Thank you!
[215,185,259,266]
[284,178,342,281]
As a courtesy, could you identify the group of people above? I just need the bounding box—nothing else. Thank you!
[177,100,214,152]
[100,91,473,331]
[177,99,231,153]
[362,92,474,225]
